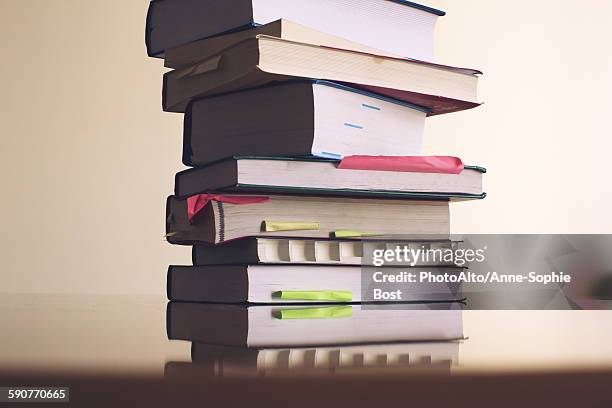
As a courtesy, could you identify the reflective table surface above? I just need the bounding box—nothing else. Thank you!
[2,294,612,407]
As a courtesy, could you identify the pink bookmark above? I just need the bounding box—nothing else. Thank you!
[338,156,464,174]
[187,194,270,223]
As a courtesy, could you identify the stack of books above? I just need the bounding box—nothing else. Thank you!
[145,0,485,304]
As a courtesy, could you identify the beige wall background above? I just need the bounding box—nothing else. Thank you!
[0,0,610,295]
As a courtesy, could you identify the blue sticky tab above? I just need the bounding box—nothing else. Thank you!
[362,103,381,111]
[344,123,364,130]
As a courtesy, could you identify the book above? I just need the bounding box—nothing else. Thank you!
[192,238,460,266]
[182,82,429,166]
[164,19,409,69]
[166,302,464,347]
[167,264,462,303]
[175,156,486,198]
[146,0,445,61]
[175,342,459,377]
[166,194,451,245]
[162,36,481,115]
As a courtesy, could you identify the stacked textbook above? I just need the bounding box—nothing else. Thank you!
[146,0,485,304]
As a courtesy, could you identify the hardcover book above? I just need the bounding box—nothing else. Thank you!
[166,302,464,347]
[166,194,451,245]
[167,264,463,303]
[164,19,412,69]
[162,36,481,115]
[175,156,486,199]
[191,237,459,266]
[182,82,429,166]
[147,0,445,61]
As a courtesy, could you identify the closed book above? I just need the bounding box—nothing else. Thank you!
[192,237,460,266]
[166,194,450,245]
[162,36,481,115]
[166,302,464,347]
[167,264,463,303]
[182,82,428,166]
[175,156,486,199]
[147,0,445,61]
[164,19,411,69]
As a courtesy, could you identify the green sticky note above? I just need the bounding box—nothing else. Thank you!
[276,306,353,320]
[332,230,382,238]
[273,290,353,302]
[263,221,320,232]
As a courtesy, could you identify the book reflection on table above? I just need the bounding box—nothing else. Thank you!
[166,302,464,348]
[165,341,459,378]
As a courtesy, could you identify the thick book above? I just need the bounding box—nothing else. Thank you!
[146,0,445,61]
[166,194,450,245]
[176,342,459,377]
[167,264,463,303]
[192,238,459,266]
[165,19,410,69]
[182,82,429,166]
[166,302,464,347]
[175,156,486,198]
[162,36,481,115]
